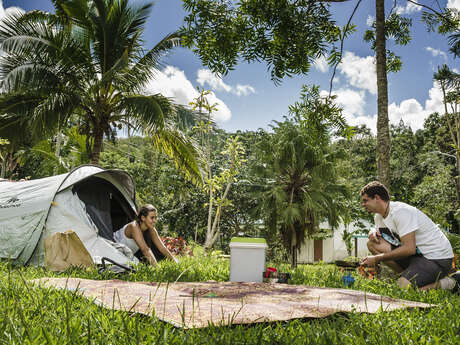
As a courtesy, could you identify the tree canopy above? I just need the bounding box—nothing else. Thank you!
[0,0,201,182]
[182,0,346,83]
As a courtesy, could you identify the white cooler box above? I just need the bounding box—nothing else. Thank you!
[229,237,267,282]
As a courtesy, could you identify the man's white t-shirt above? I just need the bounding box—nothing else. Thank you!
[374,201,453,260]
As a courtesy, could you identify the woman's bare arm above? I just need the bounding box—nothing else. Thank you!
[127,222,158,266]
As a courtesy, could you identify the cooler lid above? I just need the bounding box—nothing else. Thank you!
[229,237,267,248]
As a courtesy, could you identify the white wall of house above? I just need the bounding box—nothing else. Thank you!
[297,220,372,264]
[299,239,314,263]
[323,237,335,262]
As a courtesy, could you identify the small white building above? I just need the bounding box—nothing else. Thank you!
[298,220,372,263]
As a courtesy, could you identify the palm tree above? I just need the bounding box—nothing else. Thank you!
[28,126,91,175]
[258,86,349,267]
[449,31,460,57]
[434,65,460,207]
[372,0,457,189]
[0,0,201,181]
[375,0,390,189]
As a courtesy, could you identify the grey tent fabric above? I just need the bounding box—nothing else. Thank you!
[74,176,136,242]
[0,165,138,266]
[0,174,66,264]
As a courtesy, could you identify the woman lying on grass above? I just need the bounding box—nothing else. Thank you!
[114,204,178,267]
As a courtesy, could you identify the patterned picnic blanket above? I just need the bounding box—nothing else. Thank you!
[31,278,432,329]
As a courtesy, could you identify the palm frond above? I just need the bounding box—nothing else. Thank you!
[0,61,60,92]
[119,93,175,130]
[0,0,196,168]
[30,140,69,174]
[448,31,460,58]
[281,204,302,225]
[0,113,31,146]
[98,48,130,87]
[29,91,80,138]
[123,32,182,91]
[149,127,203,185]
[88,0,152,74]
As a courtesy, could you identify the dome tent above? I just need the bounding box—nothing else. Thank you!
[0,165,139,266]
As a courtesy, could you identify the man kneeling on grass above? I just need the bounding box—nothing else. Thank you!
[360,181,460,292]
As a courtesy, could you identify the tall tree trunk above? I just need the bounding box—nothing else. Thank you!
[127,117,131,161]
[455,104,460,209]
[208,181,233,247]
[91,126,104,164]
[204,185,214,248]
[0,157,6,179]
[291,230,297,268]
[204,108,214,250]
[456,160,460,209]
[375,0,390,189]
[440,82,460,209]
[456,128,460,210]
[55,111,62,173]
[55,131,62,174]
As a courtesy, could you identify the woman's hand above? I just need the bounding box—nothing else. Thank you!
[146,250,158,267]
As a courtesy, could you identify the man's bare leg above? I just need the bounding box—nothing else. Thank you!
[368,240,459,291]
[397,277,411,289]
[419,281,440,291]
[367,240,404,273]
[367,242,411,289]
[420,275,457,291]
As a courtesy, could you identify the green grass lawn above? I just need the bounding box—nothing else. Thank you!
[1,256,459,345]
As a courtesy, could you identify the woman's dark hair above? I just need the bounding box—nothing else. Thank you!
[360,181,390,201]
[136,204,157,224]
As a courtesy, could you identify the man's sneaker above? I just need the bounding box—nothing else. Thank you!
[451,271,460,293]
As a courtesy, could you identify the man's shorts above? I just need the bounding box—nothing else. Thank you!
[395,253,452,287]
[380,227,453,287]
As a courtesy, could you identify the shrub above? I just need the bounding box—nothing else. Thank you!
[161,236,193,256]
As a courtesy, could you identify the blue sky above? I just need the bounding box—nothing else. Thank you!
[2,0,459,133]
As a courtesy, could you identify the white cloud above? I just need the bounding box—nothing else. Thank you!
[196,68,255,96]
[313,56,329,73]
[197,69,231,93]
[388,99,426,130]
[320,79,446,134]
[145,66,232,122]
[331,89,366,118]
[0,3,24,56]
[338,52,377,95]
[200,91,232,122]
[388,81,444,131]
[351,114,378,133]
[447,0,460,10]
[334,90,377,131]
[424,81,444,115]
[320,88,377,131]
[425,46,447,60]
[396,0,421,15]
[366,15,375,27]
[0,1,24,20]
[234,84,255,96]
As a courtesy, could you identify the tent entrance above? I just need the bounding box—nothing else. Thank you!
[73,176,136,242]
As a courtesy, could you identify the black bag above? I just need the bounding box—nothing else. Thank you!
[97,257,136,274]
